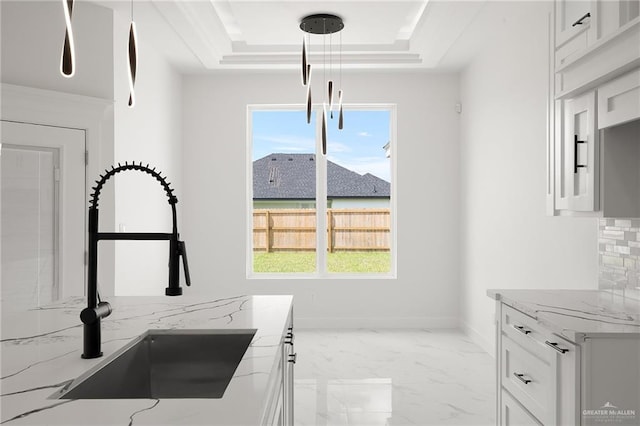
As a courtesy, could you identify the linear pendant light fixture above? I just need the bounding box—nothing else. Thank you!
[128,0,138,108]
[300,14,345,155]
[60,0,75,77]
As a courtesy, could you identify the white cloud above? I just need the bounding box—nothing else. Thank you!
[255,134,315,152]
[357,131,372,137]
[327,141,352,153]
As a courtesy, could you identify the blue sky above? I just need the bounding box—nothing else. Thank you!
[252,109,391,182]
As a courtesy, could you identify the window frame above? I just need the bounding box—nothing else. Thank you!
[246,103,397,279]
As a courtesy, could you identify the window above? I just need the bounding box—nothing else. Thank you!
[247,105,396,277]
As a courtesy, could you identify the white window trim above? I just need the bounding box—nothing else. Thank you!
[246,103,397,279]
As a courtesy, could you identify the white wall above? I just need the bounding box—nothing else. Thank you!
[182,71,461,327]
[0,1,113,99]
[111,10,184,296]
[458,1,598,353]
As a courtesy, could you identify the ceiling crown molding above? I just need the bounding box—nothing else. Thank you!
[151,0,231,68]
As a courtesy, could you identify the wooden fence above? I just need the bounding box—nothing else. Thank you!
[253,208,390,252]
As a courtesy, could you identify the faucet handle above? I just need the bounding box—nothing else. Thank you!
[178,241,191,287]
[80,301,112,324]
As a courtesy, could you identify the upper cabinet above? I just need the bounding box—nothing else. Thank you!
[554,0,640,97]
[548,0,640,217]
[555,0,593,61]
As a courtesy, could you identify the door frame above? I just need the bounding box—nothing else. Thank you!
[1,83,115,296]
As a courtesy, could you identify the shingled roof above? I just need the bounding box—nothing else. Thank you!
[253,153,390,200]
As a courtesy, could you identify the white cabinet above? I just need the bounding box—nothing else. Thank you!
[598,68,640,129]
[497,304,577,425]
[555,0,640,52]
[554,0,640,97]
[501,390,543,426]
[554,0,592,47]
[283,322,295,425]
[555,0,593,66]
[494,302,640,426]
[263,309,295,426]
[594,0,640,40]
[548,0,640,216]
[555,91,599,212]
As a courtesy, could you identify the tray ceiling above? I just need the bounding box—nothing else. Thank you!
[94,0,486,71]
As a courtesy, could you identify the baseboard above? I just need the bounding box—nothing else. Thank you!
[461,319,494,357]
[296,316,459,329]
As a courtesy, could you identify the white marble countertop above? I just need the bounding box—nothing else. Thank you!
[0,295,293,425]
[487,289,640,341]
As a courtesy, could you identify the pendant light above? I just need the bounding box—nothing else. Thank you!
[301,35,308,86]
[306,64,312,124]
[300,14,345,155]
[60,0,75,77]
[127,0,138,108]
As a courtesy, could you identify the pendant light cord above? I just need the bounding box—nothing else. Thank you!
[323,19,326,105]
[329,32,333,85]
[339,31,342,90]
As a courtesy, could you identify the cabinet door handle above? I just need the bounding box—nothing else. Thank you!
[288,353,297,364]
[572,12,591,27]
[574,135,587,174]
[513,373,532,385]
[545,341,569,354]
[513,325,531,335]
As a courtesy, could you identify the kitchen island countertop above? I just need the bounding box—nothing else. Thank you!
[0,295,292,425]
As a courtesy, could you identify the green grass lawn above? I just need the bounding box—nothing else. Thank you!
[253,251,391,273]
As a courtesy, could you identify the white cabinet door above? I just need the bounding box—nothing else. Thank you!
[501,390,543,426]
[557,90,599,212]
[555,0,593,48]
[594,0,640,40]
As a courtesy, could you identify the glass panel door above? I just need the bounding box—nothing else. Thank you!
[1,145,59,309]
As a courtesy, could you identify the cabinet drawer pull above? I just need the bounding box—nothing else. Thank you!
[513,372,532,385]
[513,325,531,335]
[572,12,591,27]
[288,353,297,364]
[574,135,587,173]
[285,332,295,344]
[545,341,569,354]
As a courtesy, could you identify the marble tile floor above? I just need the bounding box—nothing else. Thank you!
[293,329,495,426]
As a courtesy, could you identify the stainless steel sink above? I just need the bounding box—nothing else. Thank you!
[51,329,256,399]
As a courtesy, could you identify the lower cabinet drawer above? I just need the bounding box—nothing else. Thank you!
[501,389,543,426]
[502,335,551,423]
[502,305,550,363]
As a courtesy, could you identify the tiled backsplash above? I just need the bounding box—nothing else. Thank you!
[599,219,640,291]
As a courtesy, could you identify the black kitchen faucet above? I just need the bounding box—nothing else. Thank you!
[81,163,190,359]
